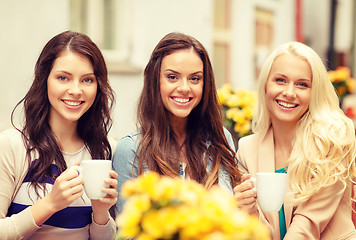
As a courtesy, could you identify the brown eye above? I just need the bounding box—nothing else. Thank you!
[190,76,200,82]
[168,75,177,80]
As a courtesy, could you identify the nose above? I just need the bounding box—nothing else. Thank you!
[282,84,296,99]
[177,79,189,94]
[67,81,82,96]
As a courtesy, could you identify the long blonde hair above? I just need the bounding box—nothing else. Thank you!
[253,42,356,203]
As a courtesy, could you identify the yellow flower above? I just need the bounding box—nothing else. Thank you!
[136,233,155,240]
[217,84,233,106]
[335,66,350,82]
[116,172,271,240]
[116,195,150,238]
[201,232,228,240]
[225,94,239,108]
[347,78,355,93]
[243,106,254,119]
[234,121,251,135]
[141,209,170,239]
[218,84,257,136]
[337,86,347,95]
[328,70,336,83]
[328,66,355,101]
[120,171,160,197]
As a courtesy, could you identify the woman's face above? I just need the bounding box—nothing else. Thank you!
[160,49,204,124]
[265,54,312,127]
[47,50,97,128]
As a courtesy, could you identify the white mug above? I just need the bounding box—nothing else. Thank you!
[248,172,287,212]
[71,160,112,199]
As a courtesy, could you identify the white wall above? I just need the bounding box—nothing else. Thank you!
[231,0,295,91]
[303,0,330,60]
[0,0,214,141]
[1,0,338,140]
[109,0,214,140]
[130,0,213,69]
[0,0,70,131]
[109,74,142,140]
[110,0,214,140]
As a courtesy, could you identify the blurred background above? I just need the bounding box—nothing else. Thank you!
[1,0,355,140]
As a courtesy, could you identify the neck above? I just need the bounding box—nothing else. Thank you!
[169,116,187,147]
[271,121,297,168]
[172,125,186,147]
[49,118,83,153]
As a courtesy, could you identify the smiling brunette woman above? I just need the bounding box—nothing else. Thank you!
[0,31,118,240]
[112,32,241,216]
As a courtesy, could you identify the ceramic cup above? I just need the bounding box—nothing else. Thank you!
[247,172,287,212]
[71,160,111,199]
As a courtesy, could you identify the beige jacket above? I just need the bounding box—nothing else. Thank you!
[237,127,356,240]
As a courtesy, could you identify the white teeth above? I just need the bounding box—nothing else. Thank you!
[173,98,190,103]
[63,100,81,106]
[278,101,297,108]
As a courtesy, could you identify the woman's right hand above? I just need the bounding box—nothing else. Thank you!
[46,167,84,212]
[233,174,258,215]
[30,167,83,226]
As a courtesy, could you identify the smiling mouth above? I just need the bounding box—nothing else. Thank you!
[172,97,191,103]
[276,100,298,108]
[62,100,83,106]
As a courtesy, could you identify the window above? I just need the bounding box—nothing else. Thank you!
[70,0,139,73]
[254,8,274,81]
[213,0,232,87]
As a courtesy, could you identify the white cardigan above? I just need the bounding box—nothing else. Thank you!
[0,128,117,240]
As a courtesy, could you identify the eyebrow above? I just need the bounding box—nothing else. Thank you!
[274,73,311,82]
[164,69,203,75]
[54,70,95,77]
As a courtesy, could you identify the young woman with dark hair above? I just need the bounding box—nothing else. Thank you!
[112,32,241,216]
[0,30,118,239]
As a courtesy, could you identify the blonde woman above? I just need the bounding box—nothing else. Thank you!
[234,41,356,239]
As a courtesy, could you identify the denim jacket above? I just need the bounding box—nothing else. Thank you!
[112,127,236,217]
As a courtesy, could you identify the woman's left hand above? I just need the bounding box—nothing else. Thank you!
[91,170,118,225]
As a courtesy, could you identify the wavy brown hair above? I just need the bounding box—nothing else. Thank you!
[136,32,241,188]
[11,30,114,194]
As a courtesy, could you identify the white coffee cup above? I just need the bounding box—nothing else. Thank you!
[247,172,287,212]
[71,160,112,199]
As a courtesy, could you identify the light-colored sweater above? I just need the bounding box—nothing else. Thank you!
[0,128,117,240]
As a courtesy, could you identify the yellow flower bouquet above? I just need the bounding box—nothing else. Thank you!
[217,84,257,139]
[116,172,270,240]
[328,66,355,102]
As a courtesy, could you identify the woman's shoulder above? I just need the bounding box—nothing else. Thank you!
[0,128,25,148]
[112,130,140,167]
[238,132,263,148]
[120,130,140,144]
[114,130,140,152]
[0,128,21,137]
[0,128,28,167]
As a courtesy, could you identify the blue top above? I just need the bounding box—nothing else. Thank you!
[112,128,236,217]
[275,167,287,239]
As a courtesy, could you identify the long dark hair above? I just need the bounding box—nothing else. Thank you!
[11,30,114,193]
[136,32,241,188]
